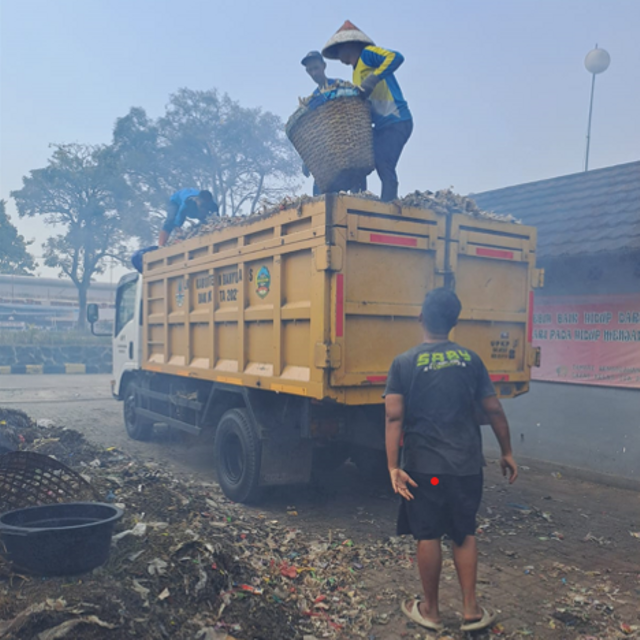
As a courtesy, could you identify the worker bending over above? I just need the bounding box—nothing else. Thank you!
[158,189,219,247]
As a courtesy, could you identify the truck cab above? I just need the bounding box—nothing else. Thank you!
[111,273,142,399]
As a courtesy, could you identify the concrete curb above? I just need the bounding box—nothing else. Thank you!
[0,364,107,375]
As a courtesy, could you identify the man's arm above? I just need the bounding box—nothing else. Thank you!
[481,395,518,484]
[385,393,404,471]
[158,204,178,247]
[361,46,405,80]
[385,393,417,499]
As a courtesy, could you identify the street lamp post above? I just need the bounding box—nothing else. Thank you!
[584,45,610,172]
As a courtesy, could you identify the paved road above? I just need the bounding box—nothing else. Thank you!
[0,374,215,475]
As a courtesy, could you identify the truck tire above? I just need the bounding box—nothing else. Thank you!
[214,408,262,504]
[123,381,153,441]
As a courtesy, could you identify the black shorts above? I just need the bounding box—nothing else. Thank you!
[397,471,483,547]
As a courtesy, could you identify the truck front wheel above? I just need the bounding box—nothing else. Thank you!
[214,408,262,504]
[123,381,153,441]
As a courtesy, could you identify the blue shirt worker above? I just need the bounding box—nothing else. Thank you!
[384,288,518,633]
[322,21,413,202]
[301,51,337,196]
[158,189,219,246]
[302,50,337,96]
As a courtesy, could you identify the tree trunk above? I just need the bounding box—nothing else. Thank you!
[250,173,265,214]
[76,283,89,331]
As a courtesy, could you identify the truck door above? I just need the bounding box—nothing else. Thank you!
[113,273,141,397]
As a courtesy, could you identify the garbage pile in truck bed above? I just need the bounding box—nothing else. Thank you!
[296,80,358,109]
[400,189,519,223]
[0,408,407,640]
[170,189,519,244]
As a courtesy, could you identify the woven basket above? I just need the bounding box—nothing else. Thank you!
[0,451,100,512]
[287,96,375,193]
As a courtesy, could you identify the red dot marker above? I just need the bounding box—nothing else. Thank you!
[431,477,439,486]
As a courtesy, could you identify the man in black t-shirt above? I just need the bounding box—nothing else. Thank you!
[385,288,518,633]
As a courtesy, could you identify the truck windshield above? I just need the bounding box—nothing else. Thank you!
[115,280,137,336]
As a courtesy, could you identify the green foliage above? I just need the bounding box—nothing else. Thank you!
[0,200,35,275]
[11,144,130,329]
[112,88,300,244]
[9,87,300,327]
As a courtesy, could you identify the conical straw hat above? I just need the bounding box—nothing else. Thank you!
[321,20,374,59]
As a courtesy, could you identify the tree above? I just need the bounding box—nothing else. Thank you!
[11,144,130,329]
[0,200,36,275]
[112,88,300,243]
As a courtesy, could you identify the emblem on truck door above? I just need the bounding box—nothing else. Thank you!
[256,267,271,299]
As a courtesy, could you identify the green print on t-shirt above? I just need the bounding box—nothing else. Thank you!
[416,349,472,369]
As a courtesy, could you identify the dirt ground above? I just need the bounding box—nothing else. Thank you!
[257,461,640,639]
[0,376,639,639]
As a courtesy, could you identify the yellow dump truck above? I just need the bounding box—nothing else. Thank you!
[89,194,541,503]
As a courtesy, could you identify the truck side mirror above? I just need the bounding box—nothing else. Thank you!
[87,303,100,324]
[87,303,111,337]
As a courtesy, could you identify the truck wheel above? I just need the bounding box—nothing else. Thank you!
[123,381,153,441]
[214,408,262,504]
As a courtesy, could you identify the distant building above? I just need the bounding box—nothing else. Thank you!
[473,160,640,390]
[0,275,116,330]
[472,161,640,482]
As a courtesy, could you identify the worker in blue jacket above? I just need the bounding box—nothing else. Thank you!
[158,189,219,246]
[302,50,338,98]
[300,50,368,195]
[323,21,413,202]
[301,51,338,196]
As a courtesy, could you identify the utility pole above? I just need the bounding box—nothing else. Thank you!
[584,45,610,172]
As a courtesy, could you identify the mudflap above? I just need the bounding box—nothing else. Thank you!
[259,438,313,486]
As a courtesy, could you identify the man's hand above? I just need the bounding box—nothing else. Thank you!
[359,74,380,98]
[482,395,518,485]
[500,453,518,484]
[389,468,418,500]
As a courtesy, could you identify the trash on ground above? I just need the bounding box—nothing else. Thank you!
[1,407,638,640]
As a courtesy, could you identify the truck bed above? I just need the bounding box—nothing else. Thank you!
[141,195,540,403]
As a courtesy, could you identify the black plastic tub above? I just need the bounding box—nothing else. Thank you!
[0,502,124,576]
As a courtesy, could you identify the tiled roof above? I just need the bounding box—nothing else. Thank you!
[471,161,640,260]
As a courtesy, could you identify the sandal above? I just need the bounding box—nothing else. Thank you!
[400,599,445,631]
[460,606,497,632]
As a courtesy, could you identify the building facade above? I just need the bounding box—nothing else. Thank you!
[0,275,116,330]
[473,161,640,482]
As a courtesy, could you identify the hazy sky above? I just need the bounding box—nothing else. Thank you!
[1,0,639,282]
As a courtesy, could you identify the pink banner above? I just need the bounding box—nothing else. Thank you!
[532,294,640,388]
